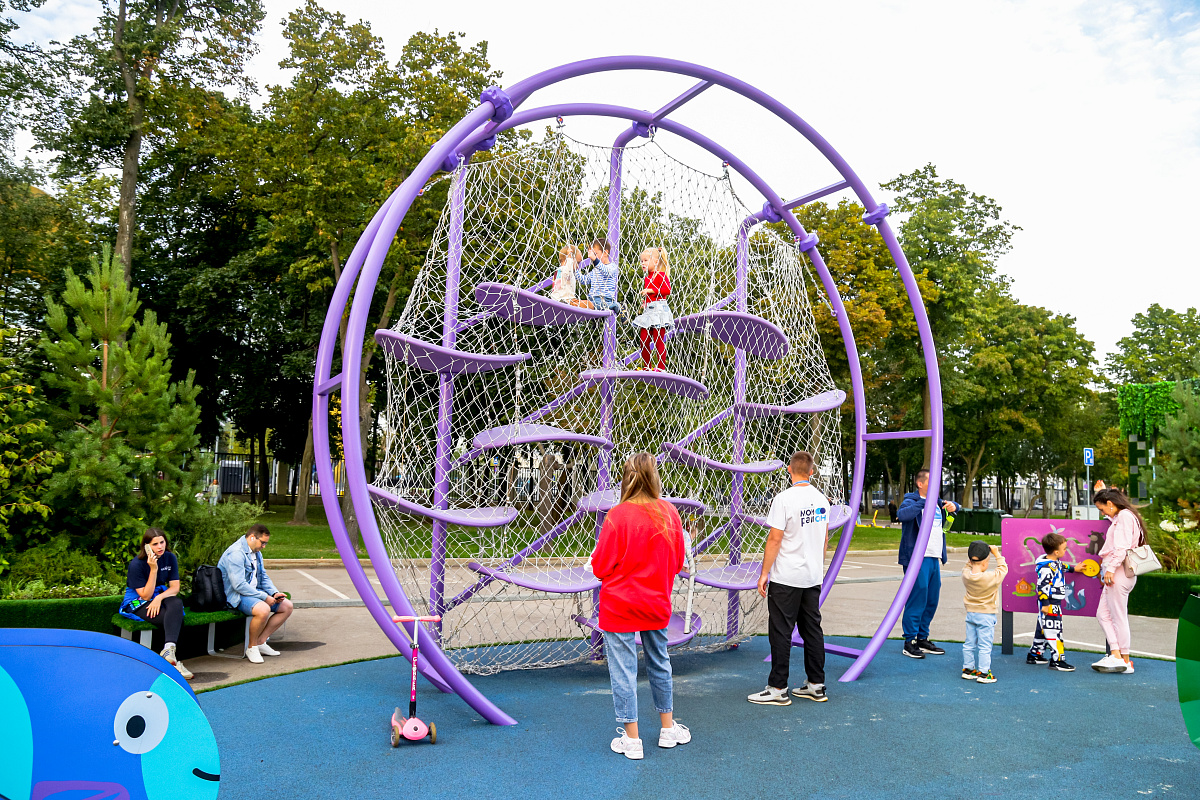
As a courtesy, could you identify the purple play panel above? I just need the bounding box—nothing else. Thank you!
[472,423,614,451]
[467,562,601,593]
[577,488,708,515]
[376,330,530,376]
[579,368,709,400]
[368,485,520,528]
[674,310,789,360]
[474,282,613,326]
[684,562,761,591]
[661,442,784,473]
[735,389,846,418]
[575,611,703,647]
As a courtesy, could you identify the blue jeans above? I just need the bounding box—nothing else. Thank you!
[902,557,941,640]
[963,612,996,672]
[233,596,280,616]
[603,628,672,724]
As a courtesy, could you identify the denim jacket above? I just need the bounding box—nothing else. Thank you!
[217,537,278,607]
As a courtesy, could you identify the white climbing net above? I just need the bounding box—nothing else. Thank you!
[375,132,844,674]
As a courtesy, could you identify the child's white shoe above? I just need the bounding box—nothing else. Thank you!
[610,729,644,760]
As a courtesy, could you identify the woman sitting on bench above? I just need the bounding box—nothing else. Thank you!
[118,528,193,680]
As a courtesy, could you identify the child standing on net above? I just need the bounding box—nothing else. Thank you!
[632,247,674,371]
[961,541,1007,683]
[1027,531,1078,672]
[549,245,580,302]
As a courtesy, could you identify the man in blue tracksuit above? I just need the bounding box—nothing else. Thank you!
[897,468,959,659]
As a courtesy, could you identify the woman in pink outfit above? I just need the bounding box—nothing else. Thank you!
[1091,488,1146,674]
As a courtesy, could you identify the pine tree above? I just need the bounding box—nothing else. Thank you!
[40,244,205,564]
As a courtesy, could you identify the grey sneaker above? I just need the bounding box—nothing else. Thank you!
[747,686,791,706]
[791,682,828,702]
[610,729,644,760]
[159,643,177,665]
[658,721,691,748]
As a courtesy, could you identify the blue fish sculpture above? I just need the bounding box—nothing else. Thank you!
[0,628,220,800]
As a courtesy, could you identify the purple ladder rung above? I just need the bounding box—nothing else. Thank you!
[316,373,342,396]
[579,368,709,400]
[577,488,708,515]
[573,611,703,647]
[861,429,933,441]
[681,562,762,591]
[673,310,789,360]
[474,282,613,326]
[736,504,854,529]
[472,423,614,451]
[661,443,783,474]
[368,485,519,528]
[735,389,846,418]
[467,562,600,593]
[376,330,530,376]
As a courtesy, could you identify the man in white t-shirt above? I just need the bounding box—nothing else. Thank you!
[747,451,830,706]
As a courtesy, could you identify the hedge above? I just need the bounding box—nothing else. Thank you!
[0,594,123,633]
[1128,572,1200,619]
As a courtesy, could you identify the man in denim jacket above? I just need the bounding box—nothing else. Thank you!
[218,523,294,664]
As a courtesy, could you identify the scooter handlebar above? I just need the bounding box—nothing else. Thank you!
[392,615,442,623]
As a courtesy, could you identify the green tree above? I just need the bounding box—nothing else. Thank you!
[40,244,205,565]
[1106,304,1200,385]
[37,0,265,281]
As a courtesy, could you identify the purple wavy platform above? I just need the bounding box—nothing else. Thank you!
[674,310,789,360]
[683,562,762,591]
[577,488,708,515]
[575,611,703,647]
[474,282,612,326]
[736,504,855,529]
[368,485,520,528]
[467,563,601,593]
[376,330,530,376]
[735,389,846,418]
[579,368,709,400]
[472,423,614,451]
[661,442,784,473]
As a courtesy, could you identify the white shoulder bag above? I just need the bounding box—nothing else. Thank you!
[1123,524,1162,577]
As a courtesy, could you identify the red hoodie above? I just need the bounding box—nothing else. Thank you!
[591,499,685,632]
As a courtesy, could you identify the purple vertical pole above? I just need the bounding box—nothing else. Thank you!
[429,164,468,631]
[727,215,755,643]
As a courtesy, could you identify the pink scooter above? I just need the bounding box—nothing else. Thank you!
[390,615,441,746]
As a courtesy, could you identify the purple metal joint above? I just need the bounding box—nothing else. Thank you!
[760,201,783,223]
[475,134,497,152]
[797,232,819,251]
[863,203,889,225]
[440,152,468,173]
[632,121,652,138]
[480,86,513,123]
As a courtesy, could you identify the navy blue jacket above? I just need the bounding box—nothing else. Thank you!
[897,491,958,568]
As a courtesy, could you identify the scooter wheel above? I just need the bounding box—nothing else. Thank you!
[390,726,401,748]
[428,722,437,744]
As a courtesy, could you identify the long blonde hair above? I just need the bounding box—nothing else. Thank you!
[643,246,670,279]
[619,452,661,504]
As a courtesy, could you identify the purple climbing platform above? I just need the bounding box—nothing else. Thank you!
[661,442,784,474]
[472,423,613,451]
[683,562,762,591]
[673,310,789,360]
[575,611,703,647]
[579,368,709,400]
[368,485,519,528]
[474,281,613,326]
[376,330,530,376]
[577,487,707,515]
[467,563,601,593]
[735,389,846,418]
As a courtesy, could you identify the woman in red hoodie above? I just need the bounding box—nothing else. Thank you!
[591,452,692,760]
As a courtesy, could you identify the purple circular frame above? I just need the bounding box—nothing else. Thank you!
[313,56,945,726]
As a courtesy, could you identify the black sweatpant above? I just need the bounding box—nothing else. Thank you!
[132,595,185,644]
[767,582,825,689]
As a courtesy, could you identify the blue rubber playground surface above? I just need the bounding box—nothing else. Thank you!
[201,636,1197,799]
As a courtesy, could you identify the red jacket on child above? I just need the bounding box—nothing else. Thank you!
[591,498,685,632]
[643,271,671,304]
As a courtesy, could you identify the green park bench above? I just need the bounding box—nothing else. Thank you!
[111,592,290,660]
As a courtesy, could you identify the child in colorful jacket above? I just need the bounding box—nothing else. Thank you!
[1028,531,1078,672]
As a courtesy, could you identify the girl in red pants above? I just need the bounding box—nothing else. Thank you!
[633,247,674,370]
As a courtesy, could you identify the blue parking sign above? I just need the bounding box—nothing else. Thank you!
[1083,448,1094,466]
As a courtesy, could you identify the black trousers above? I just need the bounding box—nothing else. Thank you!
[132,595,185,644]
[767,582,825,688]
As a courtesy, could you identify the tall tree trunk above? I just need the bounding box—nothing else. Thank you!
[292,415,314,524]
[1039,473,1051,519]
[897,462,908,508]
[962,443,986,510]
[248,435,257,505]
[258,429,270,511]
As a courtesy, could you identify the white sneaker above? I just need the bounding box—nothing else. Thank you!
[257,642,281,657]
[658,721,691,748]
[159,643,177,665]
[610,729,644,760]
[246,645,264,664]
[1091,655,1127,673]
[1123,659,1135,673]
[747,686,791,706]
[175,661,194,680]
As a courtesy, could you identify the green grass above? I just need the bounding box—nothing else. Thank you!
[834,525,989,551]
[256,505,363,560]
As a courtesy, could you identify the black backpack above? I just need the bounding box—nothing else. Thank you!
[191,565,227,612]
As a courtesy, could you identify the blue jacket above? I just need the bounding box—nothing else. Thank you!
[217,536,278,607]
[897,491,958,568]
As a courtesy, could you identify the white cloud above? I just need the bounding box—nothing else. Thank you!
[14,0,1200,362]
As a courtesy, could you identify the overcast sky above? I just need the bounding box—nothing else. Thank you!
[16,0,1200,362]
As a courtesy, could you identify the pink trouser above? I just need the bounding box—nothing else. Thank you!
[1096,569,1136,653]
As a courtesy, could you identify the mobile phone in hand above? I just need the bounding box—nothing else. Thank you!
[145,544,154,558]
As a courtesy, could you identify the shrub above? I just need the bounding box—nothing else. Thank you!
[8,536,103,586]
[1150,507,1200,573]
[3,576,125,600]
[175,501,265,590]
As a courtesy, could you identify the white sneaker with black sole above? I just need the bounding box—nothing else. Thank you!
[610,730,644,760]
[257,642,281,657]
[791,682,828,702]
[658,722,691,748]
[747,686,791,706]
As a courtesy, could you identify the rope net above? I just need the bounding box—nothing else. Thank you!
[375,133,844,674]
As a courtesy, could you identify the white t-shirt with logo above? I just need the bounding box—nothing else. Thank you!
[923,505,945,559]
[765,483,830,589]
